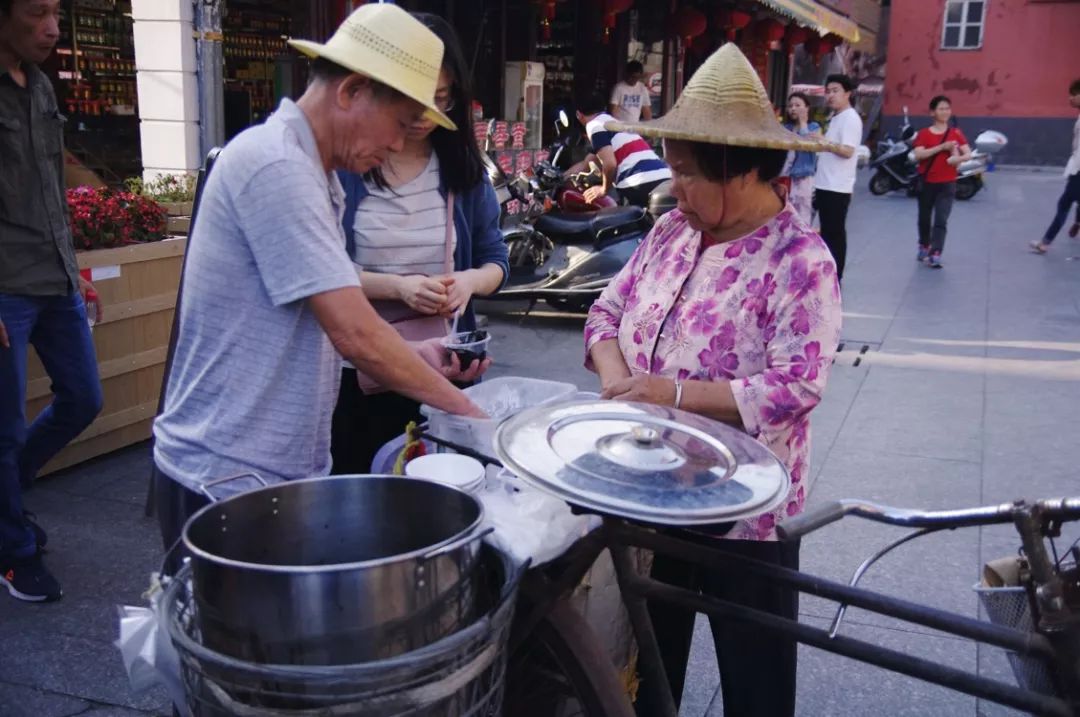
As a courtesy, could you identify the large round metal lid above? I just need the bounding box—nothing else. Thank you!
[494,400,790,526]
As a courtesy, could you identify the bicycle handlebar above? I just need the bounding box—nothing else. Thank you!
[777,497,1080,542]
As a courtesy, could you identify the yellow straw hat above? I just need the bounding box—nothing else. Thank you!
[288,4,456,130]
[606,43,840,153]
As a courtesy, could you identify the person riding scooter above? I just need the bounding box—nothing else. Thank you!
[567,93,670,208]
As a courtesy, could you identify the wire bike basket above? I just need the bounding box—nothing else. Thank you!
[974,556,1057,696]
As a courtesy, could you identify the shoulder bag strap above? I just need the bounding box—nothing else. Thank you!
[444,191,455,275]
[923,128,953,175]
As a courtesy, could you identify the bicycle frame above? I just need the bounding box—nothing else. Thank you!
[418,431,1080,716]
[605,519,1078,717]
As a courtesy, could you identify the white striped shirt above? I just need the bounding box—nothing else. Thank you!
[352,153,455,277]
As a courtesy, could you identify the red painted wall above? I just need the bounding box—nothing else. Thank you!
[885,0,1080,119]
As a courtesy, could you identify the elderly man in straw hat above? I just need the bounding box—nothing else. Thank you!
[585,43,846,715]
[152,5,487,567]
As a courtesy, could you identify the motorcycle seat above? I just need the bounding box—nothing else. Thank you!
[535,205,645,244]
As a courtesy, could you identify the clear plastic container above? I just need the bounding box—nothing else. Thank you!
[422,376,577,456]
[441,330,492,367]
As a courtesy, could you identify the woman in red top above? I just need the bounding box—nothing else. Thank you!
[912,95,972,268]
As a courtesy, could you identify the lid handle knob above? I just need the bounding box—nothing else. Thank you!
[631,426,660,446]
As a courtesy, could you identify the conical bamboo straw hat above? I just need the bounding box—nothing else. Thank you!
[606,43,841,153]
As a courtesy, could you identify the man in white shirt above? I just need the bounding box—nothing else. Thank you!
[813,73,862,281]
[1031,78,1080,254]
[609,60,653,124]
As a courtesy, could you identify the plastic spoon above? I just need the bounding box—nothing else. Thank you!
[450,309,461,338]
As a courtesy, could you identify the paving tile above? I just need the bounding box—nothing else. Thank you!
[34,443,154,499]
[0,627,170,713]
[828,365,984,464]
[0,681,89,717]
[792,618,978,717]
[79,708,164,717]
[799,448,983,633]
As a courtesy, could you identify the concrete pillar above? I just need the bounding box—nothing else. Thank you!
[131,0,200,182]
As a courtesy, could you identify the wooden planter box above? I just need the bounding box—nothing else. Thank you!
[24,238,186,475]
[160,201,193,237]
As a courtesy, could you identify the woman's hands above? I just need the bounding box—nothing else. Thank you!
[601,374,676,405]
[397,268,500,318]
[397,275,453,315]
[441,274,475,317]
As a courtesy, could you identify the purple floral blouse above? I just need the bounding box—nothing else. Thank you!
[584,205,842,541]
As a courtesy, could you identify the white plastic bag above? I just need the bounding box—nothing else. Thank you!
[479,471,600,566]
[115,577,189,716]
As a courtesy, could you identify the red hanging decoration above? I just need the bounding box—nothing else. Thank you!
[599,0,632,45]
[538,0,557,41]
[671,6,707,49]
[717,8,752,42]
[804,33,839,65]
[820,33,843,53]
[783,25,809,54]
[756,18,786,45]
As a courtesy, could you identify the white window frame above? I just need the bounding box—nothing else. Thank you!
[940,0,987,50]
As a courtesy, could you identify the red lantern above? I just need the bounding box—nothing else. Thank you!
[820,33,843,53]
[804,33,837,65]
[672,6,707,48]
[537,0,556,41]
[756,18,786,44]
[783,25,809,54]
[599,0,632,44]
[717,8,752,42]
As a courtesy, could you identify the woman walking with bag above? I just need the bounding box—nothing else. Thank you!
[912,95,972,268]
[331,14,509,473]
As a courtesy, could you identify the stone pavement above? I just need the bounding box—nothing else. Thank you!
[2,167,1078,716]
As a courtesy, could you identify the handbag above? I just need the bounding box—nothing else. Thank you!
[354,192,455,394]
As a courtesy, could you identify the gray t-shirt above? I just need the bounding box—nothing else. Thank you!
[153,99,361,492]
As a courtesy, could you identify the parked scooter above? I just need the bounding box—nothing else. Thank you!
[868,105,919,196]
[952,129,1008,200]
[482,148,675,312]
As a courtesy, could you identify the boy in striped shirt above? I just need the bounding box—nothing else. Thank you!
[571,93,671,208]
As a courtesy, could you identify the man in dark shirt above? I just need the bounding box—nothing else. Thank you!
[1,0,103,603]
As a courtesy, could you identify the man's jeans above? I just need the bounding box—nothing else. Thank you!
[0,292,102,558]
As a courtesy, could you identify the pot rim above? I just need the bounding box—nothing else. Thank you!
[181,474,485,574]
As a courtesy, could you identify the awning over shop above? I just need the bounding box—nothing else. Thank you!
[756,0,861,44]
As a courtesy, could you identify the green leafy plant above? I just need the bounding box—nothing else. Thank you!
[124,173,197,204]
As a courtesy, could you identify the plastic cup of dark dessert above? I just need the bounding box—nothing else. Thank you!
[441,330,491,368]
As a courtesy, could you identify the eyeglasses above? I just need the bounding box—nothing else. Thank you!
[434,93,456,113]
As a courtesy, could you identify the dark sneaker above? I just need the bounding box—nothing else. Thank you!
[1069,222,1079,239]
[0,552,62,603]
[928,253,943,268]
[917,245,930,262]
[23,511,48,550]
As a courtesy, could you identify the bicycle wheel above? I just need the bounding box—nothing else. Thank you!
[503,600,636,717]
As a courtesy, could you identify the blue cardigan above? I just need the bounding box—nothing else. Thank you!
[337,171,510,333]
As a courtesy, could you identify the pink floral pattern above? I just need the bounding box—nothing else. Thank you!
[585,204,842,541]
